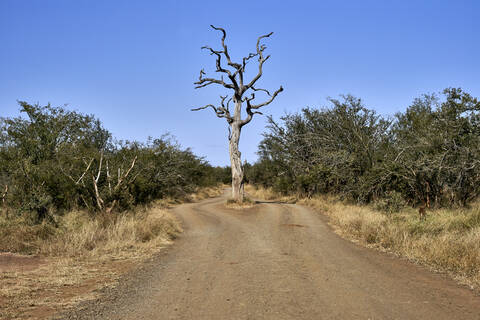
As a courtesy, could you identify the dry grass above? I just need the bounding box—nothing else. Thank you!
[0,208,180,257]
[225,197,256,209]
[247,185,480,291]
[245,185,297,203]
[0,184,224,320]
[189,185,226,202]
[0,207,180,319]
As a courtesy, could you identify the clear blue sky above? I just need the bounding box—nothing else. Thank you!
[1,0,479,166]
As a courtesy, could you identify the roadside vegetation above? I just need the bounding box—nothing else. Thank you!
[245,87,480,290]
[0,102,227,319]
[247,88,480,208]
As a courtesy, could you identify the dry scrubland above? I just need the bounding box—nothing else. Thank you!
[246,185,480,291]
[0,186,224,320]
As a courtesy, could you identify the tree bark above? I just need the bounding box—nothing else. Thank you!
[192,26,283,203]
[229,121,244,202]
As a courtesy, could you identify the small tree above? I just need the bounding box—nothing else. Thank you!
[192,25,283,202]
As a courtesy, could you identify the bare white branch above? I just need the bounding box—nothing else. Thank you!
[114,156,137,192]
[95,152,103,184]
[2,184,7,205]
[76,158,94,185]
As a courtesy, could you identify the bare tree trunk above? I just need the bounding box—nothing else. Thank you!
[229,121,244,202]
[192,26,283,203]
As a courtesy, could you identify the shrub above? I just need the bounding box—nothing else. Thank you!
[373,191,406,214]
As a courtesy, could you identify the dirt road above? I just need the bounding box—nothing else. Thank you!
[63,193,480,319]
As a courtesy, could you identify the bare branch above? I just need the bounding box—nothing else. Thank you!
[91,152,105,211]
[191,96,233,123]
[226,97,232,113]
[194,69,234,89]
[244,32,274,91]
[191,104,217,112]
[210,25,242,70]
[241,86,283,126]
[92,174,104,210]
[60,157,94,187]
[60,166,77,184]
[250,86,283,109]
[242,52,258,71]
[114,156,137,192]
[201,25,242,89]
[80,195,91,211]
[218,95,233,121]
[193,27,282,131]
[106,159,112,195]
[201,45,233,77]
[2,184,7,205]
[241,94,257,126]
[95,152,103,183]
[76,158,94,185]
[251,86,272,96]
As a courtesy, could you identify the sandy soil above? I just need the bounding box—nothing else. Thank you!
[59,192,480,319]
[0,253,46,272]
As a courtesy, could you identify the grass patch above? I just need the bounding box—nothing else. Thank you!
[247,184,480,291]
[0,184,224,320]
[245,185,297,203]
[0,206,181,319]
[225,197,255,209]
[189,185,226,202]
[0,207,181,257]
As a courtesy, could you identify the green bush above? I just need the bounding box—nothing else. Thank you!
[0,102,224,222]
[373,191,406,214]
[249,88,480,208]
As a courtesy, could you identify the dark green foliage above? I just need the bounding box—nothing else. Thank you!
[390,88,480,207]
[0,102,222,222]
[248,88,480,208]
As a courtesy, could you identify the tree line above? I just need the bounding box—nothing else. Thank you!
[0,102,226,223]
[246,88,480,211]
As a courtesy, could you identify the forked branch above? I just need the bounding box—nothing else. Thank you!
[250,86,283,109]
[92,152,104,210]
[194,69,234,89]
[191,95,233,123]
[210,25,242,70]
[241,86,283,126]
[193,26,282,127]
[244,32,274,92]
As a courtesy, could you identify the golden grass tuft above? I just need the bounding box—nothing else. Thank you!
[250,185,480,290]
[244,185,296,203]
[41,208,181,257]
[225,197,256,209]
[189,184,226,202]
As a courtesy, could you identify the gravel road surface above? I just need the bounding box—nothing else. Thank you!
[60,193,480,319]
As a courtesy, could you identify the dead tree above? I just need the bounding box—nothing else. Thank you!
[192,25,283,202]
[91,153,137,213]
[1,184,8,216]
[61,152,137,212]
[1,184,7,205]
